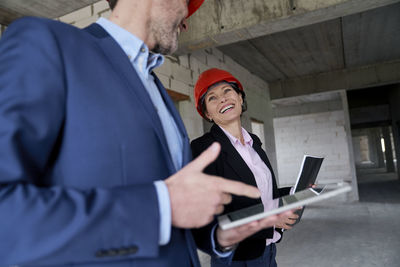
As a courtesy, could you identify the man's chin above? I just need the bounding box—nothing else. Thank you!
[152,43,178,55]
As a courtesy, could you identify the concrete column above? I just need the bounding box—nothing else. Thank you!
[382,126,395,172]
[374,128,385,168]
[367,129,379,167]
[352,135,362,165]
[340,91,359,201]
[389,85,400,179]
[392,121,400,176]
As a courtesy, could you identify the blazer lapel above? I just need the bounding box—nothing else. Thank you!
[153,74,192,165]
[210,125,257,187]
[84,24,176,172]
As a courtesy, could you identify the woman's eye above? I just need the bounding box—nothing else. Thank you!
[208,96,216,101]
[224,88,232,93]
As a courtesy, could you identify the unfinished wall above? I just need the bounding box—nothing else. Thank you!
[0,24,6,37]
[58,1,111,27]
[273,97,353,189]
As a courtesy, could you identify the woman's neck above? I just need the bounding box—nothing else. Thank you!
[218,120,245,145]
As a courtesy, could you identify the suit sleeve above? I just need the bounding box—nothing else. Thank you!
[190,139,220,255]
[0,18,160,266]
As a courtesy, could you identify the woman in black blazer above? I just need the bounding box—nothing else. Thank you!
[191,68,298,267]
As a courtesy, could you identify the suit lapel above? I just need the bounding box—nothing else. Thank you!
[153,74,192,165]
[84,24,176,172]
[210,125,257,187]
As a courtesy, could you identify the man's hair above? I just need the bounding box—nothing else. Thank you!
[108,0,118,10]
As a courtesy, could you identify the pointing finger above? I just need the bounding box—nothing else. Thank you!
[187,142,221,172]
[221,193,232,205]
[215,178,260,199]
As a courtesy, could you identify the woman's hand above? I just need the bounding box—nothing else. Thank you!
[215,209,298,248]
[274,208,300,229]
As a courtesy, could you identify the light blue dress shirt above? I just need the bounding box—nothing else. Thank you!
[96,17,183,246]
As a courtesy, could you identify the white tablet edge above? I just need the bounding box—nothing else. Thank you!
[218,184,351,230]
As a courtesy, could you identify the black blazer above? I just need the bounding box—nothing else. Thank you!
[191,124,290,261]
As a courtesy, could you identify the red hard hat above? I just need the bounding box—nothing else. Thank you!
[106,0,204,18]
[194,68,243,119]
[187,0,205,18]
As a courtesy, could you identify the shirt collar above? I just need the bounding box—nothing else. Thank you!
[219,125,253,146]
[96,17,164,77]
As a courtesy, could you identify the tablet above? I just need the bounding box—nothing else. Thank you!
[293,155,324,193]
[291,155,324,225]
[218,184,351,230]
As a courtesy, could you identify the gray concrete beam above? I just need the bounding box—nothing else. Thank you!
[270,60,400,99]
[177,0,400,54]
[349,105,391,126]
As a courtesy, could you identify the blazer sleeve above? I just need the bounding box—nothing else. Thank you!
[190,137,220,255]
[0,18,160,266]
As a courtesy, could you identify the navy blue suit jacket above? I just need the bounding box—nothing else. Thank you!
[0,17,199,267]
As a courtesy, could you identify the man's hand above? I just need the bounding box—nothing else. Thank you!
[165,142,261,228]
[215,210,299,248]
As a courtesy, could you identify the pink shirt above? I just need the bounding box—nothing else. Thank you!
[219,126,281,245]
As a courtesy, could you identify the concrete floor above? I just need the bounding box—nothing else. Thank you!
[198,169,400,267]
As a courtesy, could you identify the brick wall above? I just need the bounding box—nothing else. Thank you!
[58,1,110,28]
[274,110,353,187]
[0,24,6,38]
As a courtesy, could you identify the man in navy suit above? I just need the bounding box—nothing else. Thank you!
[0,0,292,266]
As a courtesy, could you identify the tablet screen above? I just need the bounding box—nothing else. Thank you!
[228,204,264,222]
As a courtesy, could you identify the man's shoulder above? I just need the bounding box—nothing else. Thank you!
[7,16,81,36]
[1,16,93,52]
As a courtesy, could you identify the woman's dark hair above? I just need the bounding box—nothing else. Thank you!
[200,82,247,121]
[108,0,118,10]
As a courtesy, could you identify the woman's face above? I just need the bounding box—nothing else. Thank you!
[204,83,243,126]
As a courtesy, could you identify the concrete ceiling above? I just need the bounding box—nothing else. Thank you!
[0,0,98,25]
[218,3,400,83]
[271,91,341,107]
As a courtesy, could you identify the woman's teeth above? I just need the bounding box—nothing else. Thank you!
[220,105,234,113]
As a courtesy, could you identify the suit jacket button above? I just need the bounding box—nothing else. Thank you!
[128,246,138,254]
[108,249,118,256]
[117,248,130,255]
[95,250,107,258]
